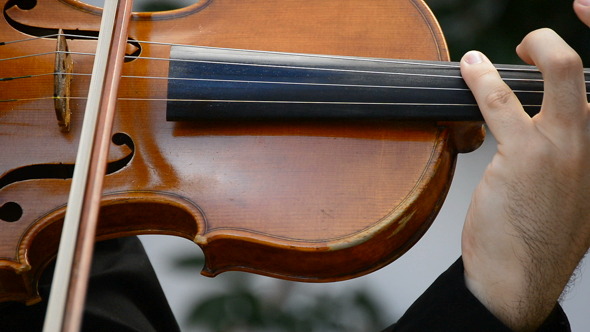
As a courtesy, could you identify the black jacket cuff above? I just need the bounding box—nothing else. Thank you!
[382,257,570,331]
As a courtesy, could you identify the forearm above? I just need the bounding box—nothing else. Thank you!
[463,246,576,332]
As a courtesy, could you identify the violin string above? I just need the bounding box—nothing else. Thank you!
[0,32,575,75]
[0,50,560,87]
[0,72,54,81]
[2,34,590,95]
[0,49,482,79]
[0,70,553,96]
[0,32,560,74]
[0,94,545,105]
[0,33,99,46]
[0,49,556,79]
[0,54,576,90]
[3,67,588,103]
[5,34,460,68]
[6,68,590,105]
[0,33,64,45]
[0,51,59,62]
[0,95,549,108]
[0,68,478,89]
[2,31,590,79]
[5,31,590,77]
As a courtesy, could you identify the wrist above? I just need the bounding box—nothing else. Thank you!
[462,250,564,332]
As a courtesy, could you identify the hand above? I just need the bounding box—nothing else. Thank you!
[459,1,590,331]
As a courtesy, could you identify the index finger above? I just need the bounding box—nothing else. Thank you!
[460,51,531,144]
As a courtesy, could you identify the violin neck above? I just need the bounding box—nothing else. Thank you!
[165,46,583,122]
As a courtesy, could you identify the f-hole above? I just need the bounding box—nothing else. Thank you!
[0,133,135,222]
[0,202,23,222]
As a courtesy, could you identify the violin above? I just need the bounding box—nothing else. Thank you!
[0,0,573,315]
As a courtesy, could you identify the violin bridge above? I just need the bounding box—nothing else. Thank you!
[54,29,73,133]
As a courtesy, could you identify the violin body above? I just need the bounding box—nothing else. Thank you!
[0,0,483,304]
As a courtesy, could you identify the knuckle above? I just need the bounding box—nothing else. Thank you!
[529,28,557,39]
[484,86,513,109]
[523,28,584,79]
[546,50,583,76]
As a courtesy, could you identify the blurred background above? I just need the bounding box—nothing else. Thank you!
[83,0,590,330]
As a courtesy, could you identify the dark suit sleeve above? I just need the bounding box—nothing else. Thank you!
[381,257,570,332]
[0,237,180,332]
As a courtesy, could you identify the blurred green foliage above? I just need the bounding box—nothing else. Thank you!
[174,255,386,332]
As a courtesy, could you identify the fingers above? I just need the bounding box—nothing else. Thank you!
[461,27,588,144]
[574,0,590,27]
[460,51,530,144]
[516,28,587,125]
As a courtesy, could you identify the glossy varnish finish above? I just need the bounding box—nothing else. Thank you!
[0,0,484,304]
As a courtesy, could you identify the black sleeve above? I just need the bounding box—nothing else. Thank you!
[381,257,570,332]
[0,237,180,332]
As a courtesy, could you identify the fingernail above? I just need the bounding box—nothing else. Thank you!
[464,51,484,64]
[576,0,590,6]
